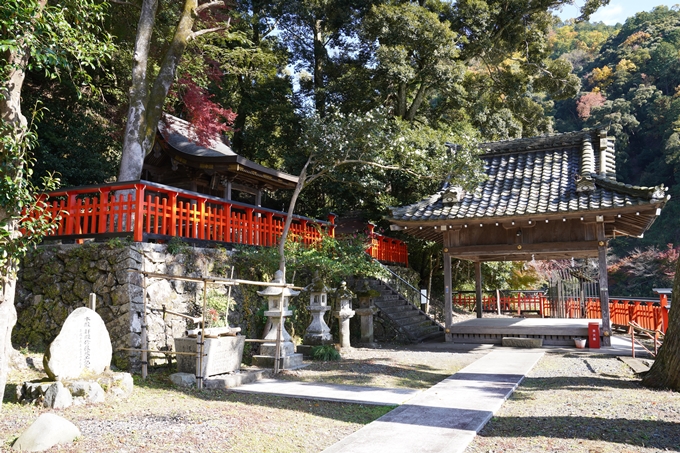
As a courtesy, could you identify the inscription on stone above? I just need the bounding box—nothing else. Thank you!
[44,307,112,380]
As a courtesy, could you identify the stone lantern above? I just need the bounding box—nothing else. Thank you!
[334,281,355,349]
[252,270,303,369]
[302,273,332,346]
[354,280,379,346]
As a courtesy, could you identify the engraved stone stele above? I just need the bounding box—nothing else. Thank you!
[43,307,112,380]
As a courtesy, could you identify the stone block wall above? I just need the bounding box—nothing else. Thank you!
[15,242,241,370]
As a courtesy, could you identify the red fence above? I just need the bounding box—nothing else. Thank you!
[366,224,408,267]
[453,292,670,333]
[453,292,548,315]
[34,180,409,266]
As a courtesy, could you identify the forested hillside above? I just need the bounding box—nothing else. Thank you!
[8,1,678,293]
[551,6,680,252]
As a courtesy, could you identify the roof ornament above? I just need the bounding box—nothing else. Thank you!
[576,137,596,192]
[442,185,465,206]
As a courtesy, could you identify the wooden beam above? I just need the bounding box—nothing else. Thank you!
[448,241,602,258]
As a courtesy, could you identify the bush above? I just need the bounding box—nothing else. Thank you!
[311,344,341,361]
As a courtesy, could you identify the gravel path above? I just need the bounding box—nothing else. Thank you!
[465,352,680,453]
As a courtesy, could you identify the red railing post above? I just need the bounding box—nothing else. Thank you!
[133,184,145,242]
[327,213,336,238]
[660,293,669,334]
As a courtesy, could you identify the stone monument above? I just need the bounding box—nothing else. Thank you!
[334,281,355,350]
[252,271,303,369]
[19,305,133,409]
[43,307,112,380]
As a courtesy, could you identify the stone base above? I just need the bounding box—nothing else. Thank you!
[251,353,304,370]
[175,335,245,377]
[501,337,543,348]
[205,368,273,389]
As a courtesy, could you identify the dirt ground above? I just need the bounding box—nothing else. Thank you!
[3,342,679,453]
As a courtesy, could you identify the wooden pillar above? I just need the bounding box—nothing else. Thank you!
[224,179,232,200]
[475,261,483,319]
[597,223,612,346]
[443,251,453,342]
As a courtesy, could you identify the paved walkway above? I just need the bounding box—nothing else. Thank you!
[322,350,543,453]
[233,349,543,453]
[231,338,638,452]
[232,378,420,406]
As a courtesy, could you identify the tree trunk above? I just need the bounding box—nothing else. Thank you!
[118,0,158,182]
[277,157,311,276]
[118,0,198,182]
[0,0,43,405]
[312,18,326,117]
[0,258,18,405]
[641,257,680,391]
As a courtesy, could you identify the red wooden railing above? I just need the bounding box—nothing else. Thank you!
[366,224,408,267]
[453,291,549,315]
[452,292,670,333]
[35,180,409,266]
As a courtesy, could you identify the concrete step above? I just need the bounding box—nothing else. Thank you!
[411,325,445,342]
[377,303,414,314]
[384,309,421,321]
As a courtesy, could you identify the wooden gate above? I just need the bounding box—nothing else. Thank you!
[547,267,599,318]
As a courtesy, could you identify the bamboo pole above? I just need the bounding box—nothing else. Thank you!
[197,281,208,390]
[273,287,284,374]
[129,269,304,290]
[142,266,148,380]
[118,348,197,356]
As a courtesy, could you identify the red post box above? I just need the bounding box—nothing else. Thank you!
[588,322,601,349]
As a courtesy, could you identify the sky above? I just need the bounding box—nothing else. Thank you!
[556,0,677,25]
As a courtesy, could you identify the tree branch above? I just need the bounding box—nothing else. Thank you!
[189,26,226,40]
[196,0,223,13]
[109,0,141,8]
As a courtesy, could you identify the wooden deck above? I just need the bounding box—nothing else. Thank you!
[449,318,600,346]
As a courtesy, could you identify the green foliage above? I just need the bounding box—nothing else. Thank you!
[166,237,189,255]
[0,0,114,88]
[204,289,235,327]
[311,344,341,361]
[0,120,62,273]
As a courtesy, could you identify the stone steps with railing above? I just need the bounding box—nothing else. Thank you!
[366,278,444,343]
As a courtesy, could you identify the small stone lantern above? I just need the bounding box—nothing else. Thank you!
[251,270,303,369]
[334,281,355,350]
[302,273,332,346]
[354,280,379,346]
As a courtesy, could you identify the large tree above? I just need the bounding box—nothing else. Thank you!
[641,257,680,391]
[117,0,234,182]
[0,0,112,405]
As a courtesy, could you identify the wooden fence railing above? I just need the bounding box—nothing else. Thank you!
[452,292,671,333]
[33,180,409,266]
[366,224,408,267]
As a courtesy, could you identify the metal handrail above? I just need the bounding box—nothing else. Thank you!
[371,257,445,322]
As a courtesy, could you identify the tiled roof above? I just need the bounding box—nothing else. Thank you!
[389,130,668,224]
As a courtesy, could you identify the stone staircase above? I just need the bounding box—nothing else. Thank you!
[368,278,444,343]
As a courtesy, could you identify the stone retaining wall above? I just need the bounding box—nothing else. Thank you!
[15,242,241,370]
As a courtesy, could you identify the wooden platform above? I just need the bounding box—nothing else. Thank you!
[449,318,600,346]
